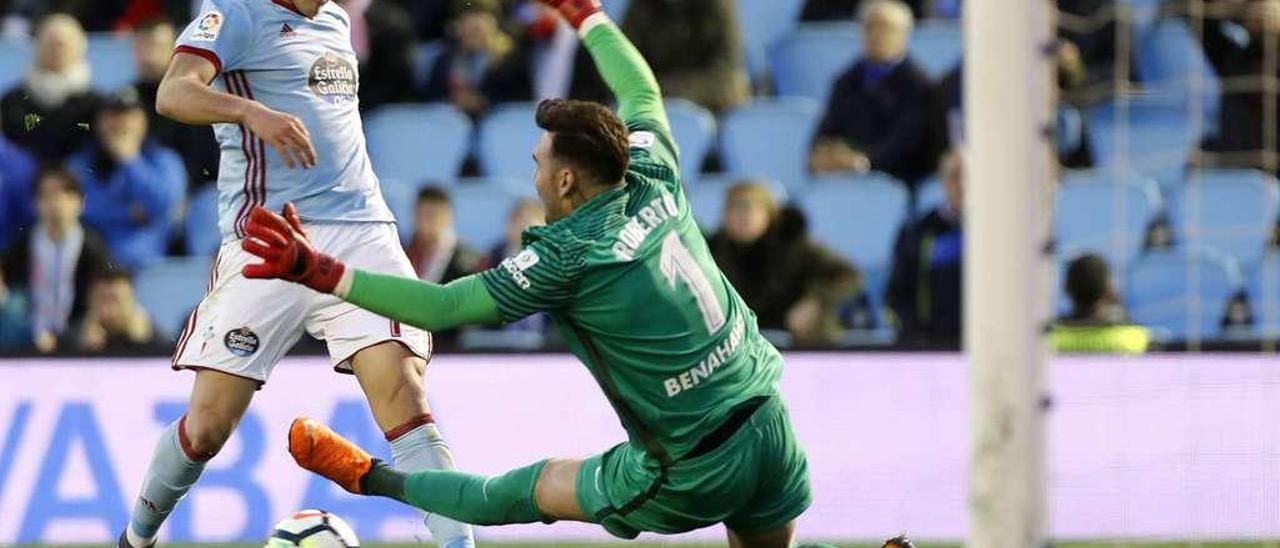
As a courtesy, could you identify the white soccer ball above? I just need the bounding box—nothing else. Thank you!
[263,509,360,548]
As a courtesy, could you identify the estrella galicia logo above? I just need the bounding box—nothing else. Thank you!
[308,51,358,105]
[224,327,260,357]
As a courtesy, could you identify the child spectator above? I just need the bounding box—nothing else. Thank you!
[1,166,115,353]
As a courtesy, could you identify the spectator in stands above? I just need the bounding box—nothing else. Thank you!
[0,134,38,249]
[406,186,485,347]
[1194,0,1280,174]
[1051,253,1151,354]
[131,17,220,191]
[341,0,418,111]
[77,269,164,352]
[810,0,944,184]
[614,0,749,112]
[1057,0,1126,91]
[67,88,185,269]
[800,0,930,21]
[487,197,546,266]
[382,0,452,42]
[487,197,549,336]
[939,58,1096,169]
[423,0,533,117]
[887,150,963,346]
[1,166,115,353]
[407,186,485,284]
[708,180,862,346]
[1,14,100,161]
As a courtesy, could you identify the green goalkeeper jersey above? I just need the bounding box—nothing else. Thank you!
[479,117,783,462]
[340,21,787,464]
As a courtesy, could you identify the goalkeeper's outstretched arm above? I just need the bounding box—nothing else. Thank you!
[339,272,502,333]
[550,0,671,134]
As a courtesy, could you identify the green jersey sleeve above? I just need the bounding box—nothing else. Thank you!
[478,228,584,322]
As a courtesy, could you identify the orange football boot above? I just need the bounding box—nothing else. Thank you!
[288,417,374,494]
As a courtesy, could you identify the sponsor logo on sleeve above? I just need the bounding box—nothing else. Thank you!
[224,327,260,357]
[190,11,224,42]
[629,131,656,149]
[500,249,540,290]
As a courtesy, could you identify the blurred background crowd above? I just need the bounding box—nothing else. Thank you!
[0,0,1277,355]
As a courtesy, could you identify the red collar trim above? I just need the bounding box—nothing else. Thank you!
[271,0,311,18]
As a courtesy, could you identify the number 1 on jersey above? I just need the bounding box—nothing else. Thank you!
[660,232,727,334]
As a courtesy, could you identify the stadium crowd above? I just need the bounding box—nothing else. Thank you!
[0,0,1278,354]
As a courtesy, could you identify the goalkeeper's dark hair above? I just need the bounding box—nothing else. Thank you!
[535,99,630,187]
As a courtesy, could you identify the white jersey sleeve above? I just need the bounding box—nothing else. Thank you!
[175,0,256,73]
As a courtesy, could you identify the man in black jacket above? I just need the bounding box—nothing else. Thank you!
[809,0,943,185]
[1,166,114,352]
[886,151,963,347]
[1196,0,1280,173]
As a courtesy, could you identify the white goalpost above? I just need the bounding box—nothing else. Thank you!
[963,0,1056,546]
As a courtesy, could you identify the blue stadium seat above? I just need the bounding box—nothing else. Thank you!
[719,98,823,190]
[664,99,717,177]
[1088,99,1199,183]
[1126,249,1242,340]
[600,0,631,19]
[685,174,788,232]
[770,23,860,103]
[0,40,30,93]
[913,176,946,217]
[379,178,417,243]
[450,178,535,252]
[1249,254,1280,334]
[798,173,909,269]
[185,184,222,256]
[135,256,213,339]
[1135,20,1221,115]
[737,0,805,80]
[477,102,542,179]
[366,104,472,186]
[909,21,962,79]
[1173,169,1280,268]
[86,33,137,91]
[1055,169,1163,268]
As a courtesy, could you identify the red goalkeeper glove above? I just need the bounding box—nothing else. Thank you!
[537,0,603,29]
[241,203,346,294]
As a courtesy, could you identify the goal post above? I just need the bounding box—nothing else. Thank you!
[964,0,1056,546]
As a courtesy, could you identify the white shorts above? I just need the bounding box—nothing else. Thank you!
[172,222,432,384]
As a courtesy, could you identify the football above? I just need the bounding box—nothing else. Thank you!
[263,510,360,548]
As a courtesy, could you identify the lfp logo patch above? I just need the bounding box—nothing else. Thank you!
[190,11,224,42]
[224,327,260,357]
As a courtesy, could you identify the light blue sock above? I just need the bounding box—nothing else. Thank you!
[128,418,207,544]
[390,421,476,548]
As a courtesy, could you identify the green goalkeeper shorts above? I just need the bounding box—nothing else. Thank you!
[574,396,811,539]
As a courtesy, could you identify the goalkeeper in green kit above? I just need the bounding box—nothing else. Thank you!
[239,1,810,545]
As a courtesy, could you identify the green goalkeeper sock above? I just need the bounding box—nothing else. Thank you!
[362,459,548,526]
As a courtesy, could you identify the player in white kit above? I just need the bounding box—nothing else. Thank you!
[117,1,475,547]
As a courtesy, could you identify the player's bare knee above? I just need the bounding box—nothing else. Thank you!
[182,409,239,458]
